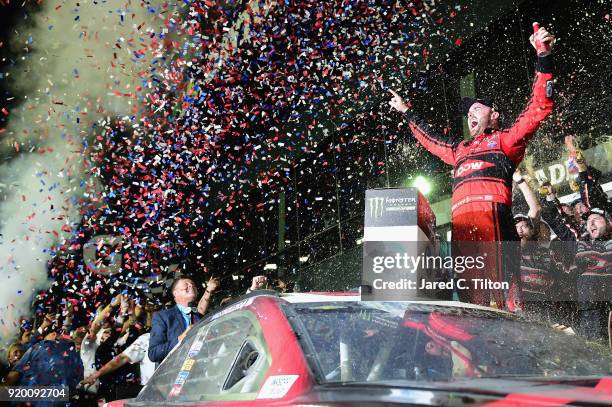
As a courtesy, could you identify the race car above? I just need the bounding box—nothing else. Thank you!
[106,291,612,406]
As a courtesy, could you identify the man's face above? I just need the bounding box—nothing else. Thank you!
[515,220,534,240]
[20,330,32,345]
[586,214,608,239]
[574,203,589,223]
[9,348,24,365]
[173,278,197,304]
[467,102,497,137]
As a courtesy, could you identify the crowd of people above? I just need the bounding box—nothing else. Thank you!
[1,292,157,404]
[388,24,610,342]
[0,274,278,405]
[0,170,609,404]
[512,135,611,342]
[0,17,609,407]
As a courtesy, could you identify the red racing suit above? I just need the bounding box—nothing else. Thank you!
[404,55,554,309]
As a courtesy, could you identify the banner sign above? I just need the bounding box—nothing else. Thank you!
[362,188,444,301]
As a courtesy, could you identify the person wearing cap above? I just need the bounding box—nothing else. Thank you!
[18,324,33,348]
[574,208,612,342]
[564,135,612,217]
[582,208,611,239]
[388,25,555,310]
[513,213,569,317]
[554,207,612,342]
[514,215,535,244]
[4,320,84,396]
[540,182,581,241]
[512,170,568,321]
[571,198,589,230]
[513,168,542,246]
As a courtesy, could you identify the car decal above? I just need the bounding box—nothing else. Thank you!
[256,375,299,399]
[208,297,255,322]
[174,371,190,386]
[186,340,205,359]
[168,324,211,399]
[180,358,195,371]
[353,308,399,329]
[168,384,182,398]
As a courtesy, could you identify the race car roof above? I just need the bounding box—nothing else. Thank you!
[279,292,509,314]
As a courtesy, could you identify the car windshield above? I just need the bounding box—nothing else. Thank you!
[289,301,612,383]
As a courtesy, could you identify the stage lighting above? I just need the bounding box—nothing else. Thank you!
[412,176,431,195]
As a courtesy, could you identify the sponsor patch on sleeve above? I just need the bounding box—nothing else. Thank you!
[546,80,554,98]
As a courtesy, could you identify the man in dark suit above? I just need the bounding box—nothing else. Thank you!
[148,276,219,363]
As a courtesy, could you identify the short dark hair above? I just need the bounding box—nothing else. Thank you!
[170,277,195,295]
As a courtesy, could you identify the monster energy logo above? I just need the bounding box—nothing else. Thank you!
[368,197,385,219]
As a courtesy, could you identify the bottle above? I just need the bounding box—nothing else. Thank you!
[532,22,548,55]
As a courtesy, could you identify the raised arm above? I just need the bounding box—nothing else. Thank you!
[578,166,611,212]
[513,169,541,224]
[197,276,220,315]
[388,90,459,166]
[564,135,609,211]
[87,294,121,341]
[501,25,555,164]
[81,354,129,385]
[539,183,579,242]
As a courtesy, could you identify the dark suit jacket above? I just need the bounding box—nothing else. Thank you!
[148,305,201,363]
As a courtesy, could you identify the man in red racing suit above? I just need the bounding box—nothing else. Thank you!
[388,25,555,310]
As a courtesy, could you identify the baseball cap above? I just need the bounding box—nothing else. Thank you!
[459,97,496,115]
[570,198,583,207]
[582,207,610,222]
[513,214,531,225]
[20,319,32,331]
